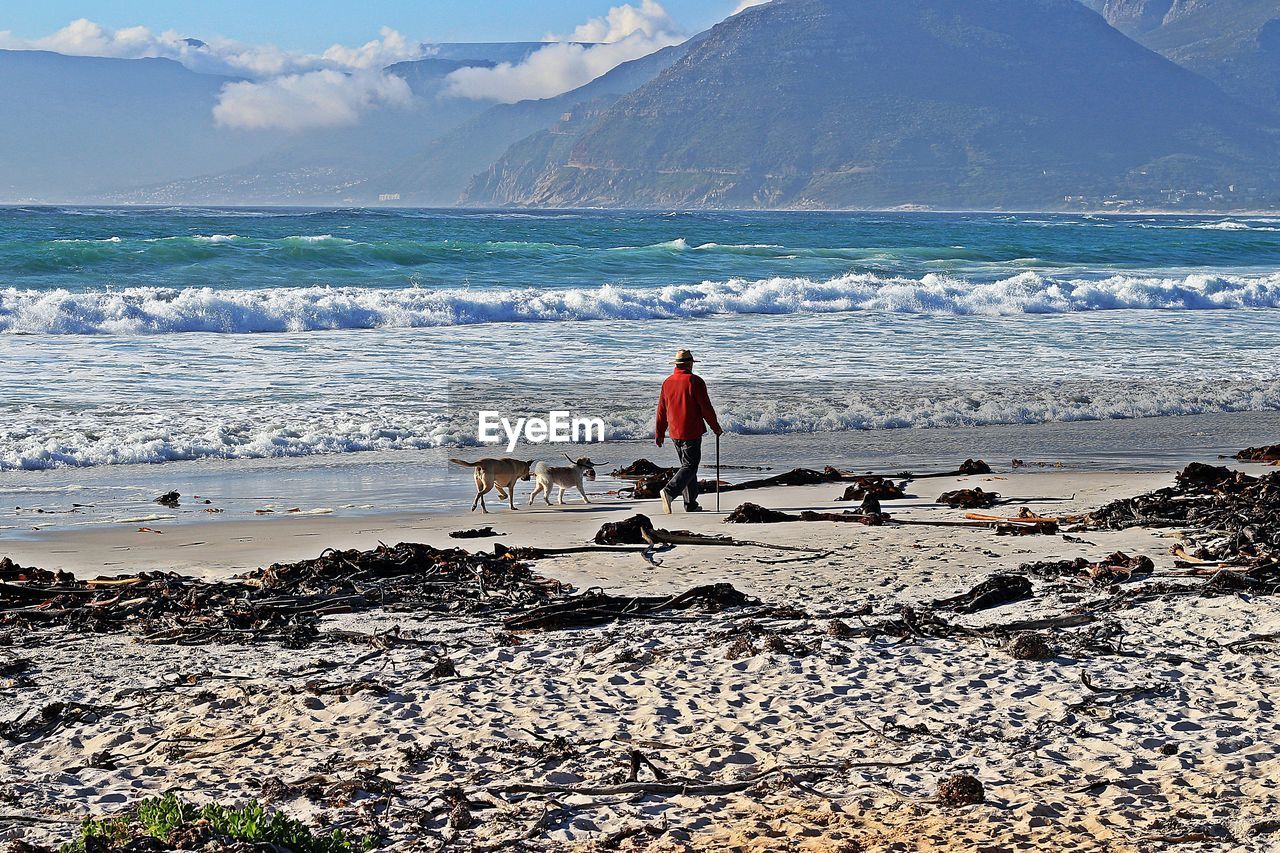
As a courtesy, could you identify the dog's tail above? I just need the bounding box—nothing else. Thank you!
[448,458,479,468]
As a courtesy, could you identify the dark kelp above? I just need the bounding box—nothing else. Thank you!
[1089,463,1280,593]
[448,526,504,539]
[937,488,1001,509]
[594,514,656,545]
[931,574,1032,613]
[1235,444,1280,463]
[0,545,564,646]
[834,476,908,501]
[504,584,757,631]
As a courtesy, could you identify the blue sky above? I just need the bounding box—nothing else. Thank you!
[2,1,739,48]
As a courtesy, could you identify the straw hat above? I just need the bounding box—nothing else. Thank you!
[674,349,696,364]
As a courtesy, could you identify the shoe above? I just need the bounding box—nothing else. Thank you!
[685,503,703,513]
[660,490,673,515]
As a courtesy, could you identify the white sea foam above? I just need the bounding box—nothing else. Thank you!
[285,234,355,244]
[4,271,1280,335]
[1177,220,1280,232]
[3,379,1279,471]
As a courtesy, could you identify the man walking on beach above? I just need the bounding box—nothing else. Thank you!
[655,349,722,513]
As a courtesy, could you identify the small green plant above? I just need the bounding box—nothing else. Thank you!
[62,793,374,853]
[133,793,192,838]
[67,814,131,852]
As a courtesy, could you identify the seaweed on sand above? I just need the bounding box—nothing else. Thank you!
[0,544,563,646]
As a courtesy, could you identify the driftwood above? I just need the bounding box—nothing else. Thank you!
[995,520,1059,536]
[495,543,650,559]
[643,528,825,553]
[965,509,1086,524]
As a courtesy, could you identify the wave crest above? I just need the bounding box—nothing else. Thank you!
[3,271,1280,335]
[5,379,1280,470]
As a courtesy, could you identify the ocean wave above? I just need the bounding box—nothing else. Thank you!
[4,271,1280,335]
[0,415,458,471]
[12,232,1157,270]
[619,238,786,254]
[1172,220,1280,232]
[1162,219,1280,233]
[5,379,1279,470]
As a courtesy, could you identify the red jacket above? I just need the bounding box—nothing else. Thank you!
[656,368,722,442]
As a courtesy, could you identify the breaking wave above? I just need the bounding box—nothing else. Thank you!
[4,271,1280,335]
[1178,220,1280,232]
[5,378,1280,470]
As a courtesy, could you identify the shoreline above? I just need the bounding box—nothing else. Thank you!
[8,202,1280,217]
[5,411,1280,576]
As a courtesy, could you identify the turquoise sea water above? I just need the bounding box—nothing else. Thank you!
[2,207,1279,471]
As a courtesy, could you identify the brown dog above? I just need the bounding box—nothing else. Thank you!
[449,457,534,512]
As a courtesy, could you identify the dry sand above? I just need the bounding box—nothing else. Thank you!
[3,465,1280,851]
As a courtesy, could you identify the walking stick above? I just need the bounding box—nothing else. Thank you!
[716,432,721,513]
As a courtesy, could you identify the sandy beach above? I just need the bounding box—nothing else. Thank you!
[4,452,1280,851]
[9,2,1280,849]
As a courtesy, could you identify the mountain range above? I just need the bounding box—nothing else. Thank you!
[467,0,1280,210]
[5,0,1280,210]
[0,50,281,201]
[1095,0,1280,112]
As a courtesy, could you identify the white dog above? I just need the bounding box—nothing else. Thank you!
[529,455,599,506]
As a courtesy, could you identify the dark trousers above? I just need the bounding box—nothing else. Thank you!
[665,437,702,508]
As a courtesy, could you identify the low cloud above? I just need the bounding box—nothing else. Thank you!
[0,19,422,132]
[213,70,412,131]
[0,7,696,126]
[563,0,678,42]
[444,0,683,103]
[0,19,419,78]
[320,27,415,70]
[732,0,772,13]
